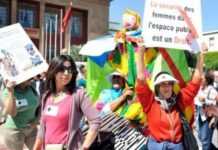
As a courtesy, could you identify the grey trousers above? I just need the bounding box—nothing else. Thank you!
[0,126,37,150]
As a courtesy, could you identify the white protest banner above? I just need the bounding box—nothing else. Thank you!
[0,23,48,85]
[143,0,202,53]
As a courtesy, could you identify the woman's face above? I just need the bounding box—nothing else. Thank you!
[112,75,125,90]
[55,61,72,88]
[158,81,173,99]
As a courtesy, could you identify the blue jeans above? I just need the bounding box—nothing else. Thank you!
[146,137,184,150]
[196,106,214,150]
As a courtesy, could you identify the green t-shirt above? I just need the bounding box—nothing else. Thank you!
[1,86,39,129]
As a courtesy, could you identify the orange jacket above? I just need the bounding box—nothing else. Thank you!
[136,80,200,143]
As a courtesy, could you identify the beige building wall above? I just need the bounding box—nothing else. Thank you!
[9,0,110,54]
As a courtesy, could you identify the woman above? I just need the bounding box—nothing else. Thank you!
[136,46,205,150]
[33,55,100,150]
[96,71,133,117]
[0,79,39,150]
[195,70,218,150]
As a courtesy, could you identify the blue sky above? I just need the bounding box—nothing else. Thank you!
[109,0,218,32]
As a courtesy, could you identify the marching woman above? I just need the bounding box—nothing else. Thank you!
[0,79,39,150]
[33,55,100,150]
[136,45,205,150]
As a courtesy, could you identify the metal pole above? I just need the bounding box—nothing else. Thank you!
[45,23,48,61]
[68,18,72,55]
[60,9,63,54]
[54,14,58,57]
[49,19,52,62]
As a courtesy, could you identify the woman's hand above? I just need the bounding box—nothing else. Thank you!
[4,80,16,94]
[123,88,134,98]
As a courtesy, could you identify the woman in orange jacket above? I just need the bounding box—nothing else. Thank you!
[136,45,205,150]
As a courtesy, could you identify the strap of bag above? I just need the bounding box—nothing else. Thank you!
[175,104,189,126]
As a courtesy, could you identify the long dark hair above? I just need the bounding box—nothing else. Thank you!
[205,70,214,86]
[45,55,78,94]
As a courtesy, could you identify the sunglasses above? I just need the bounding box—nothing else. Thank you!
[112,75,123,79]
[58,66,73,73]
[159,81,174,86]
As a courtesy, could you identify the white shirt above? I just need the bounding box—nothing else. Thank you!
[195,85,217,106]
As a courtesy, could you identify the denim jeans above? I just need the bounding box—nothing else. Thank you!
[196,106,214,150]
[146,137,184,150]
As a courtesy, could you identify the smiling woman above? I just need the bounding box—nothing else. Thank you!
[33,55,100,150]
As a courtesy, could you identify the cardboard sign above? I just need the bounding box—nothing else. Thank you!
[0,23,48,85]
[143,0,202,52]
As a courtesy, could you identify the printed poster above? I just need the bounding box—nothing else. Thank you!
[143,0,202,52]
[0,23,48,85]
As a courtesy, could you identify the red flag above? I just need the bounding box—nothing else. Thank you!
[61,2,73,33]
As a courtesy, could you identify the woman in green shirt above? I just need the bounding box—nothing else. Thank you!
[0,79,39,150]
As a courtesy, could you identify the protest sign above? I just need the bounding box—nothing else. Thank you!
[143,0,202,52]
[0,23,48,85]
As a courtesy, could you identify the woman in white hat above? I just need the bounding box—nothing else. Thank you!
[136,45,205,150]
[96,71,133,117]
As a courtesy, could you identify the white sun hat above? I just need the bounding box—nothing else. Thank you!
[154,73,178,86]
[107,71,126,82]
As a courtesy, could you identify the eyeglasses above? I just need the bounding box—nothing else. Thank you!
[112,75,123,79]
[58,66,73,74]
[159,82,174,86]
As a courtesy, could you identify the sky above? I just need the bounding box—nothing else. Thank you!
[109,0,218,32]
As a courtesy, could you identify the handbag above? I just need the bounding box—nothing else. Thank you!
[45,144,66,150]
[89,131,115,150]
[177,106,199,150]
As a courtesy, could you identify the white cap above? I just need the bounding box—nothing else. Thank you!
[107,71,125,82]
[154,73,178,86]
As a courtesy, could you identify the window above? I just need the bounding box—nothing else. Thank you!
[70,9,87,44]
[17,1,39,28]
[45,7,60,33]
[44,5,63,62]
[0,0,10,27]
[209,37,215,47]
[71,15,82,37]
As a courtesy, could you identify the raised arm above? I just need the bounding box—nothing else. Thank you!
[2,81,17,116]
[192,43,206,83]
[137,46,146,82]
[135,46,154,112]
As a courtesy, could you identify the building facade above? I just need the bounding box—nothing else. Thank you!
[203,31,218,51]
[0,0,110,60]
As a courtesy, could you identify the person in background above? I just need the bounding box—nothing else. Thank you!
[195,71,216,150]
[195,70,218,150]
[33,55,100,150]
[213,71,218,91]
[32,72,46,98]
[77,64,87,89]
[0,79,39,150]
[136,44,205,150]
[96,71,134,117]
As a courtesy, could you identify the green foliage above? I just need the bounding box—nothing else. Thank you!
[69,45,87,62]
[204,51,218,70]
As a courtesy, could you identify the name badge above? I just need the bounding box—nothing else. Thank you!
[16,99,28,108]
[45,105,59,116]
